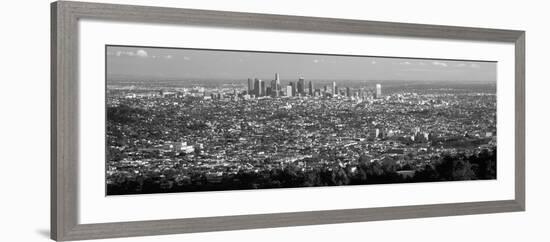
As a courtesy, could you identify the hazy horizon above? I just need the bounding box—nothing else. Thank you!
[107,45,497,82]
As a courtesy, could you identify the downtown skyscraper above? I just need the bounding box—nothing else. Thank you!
[297,77,305,96]
[376,84,382,98]
[247,78,254,95]
[271,73,281,97]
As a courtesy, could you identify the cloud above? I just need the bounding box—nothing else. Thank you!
[110,50,145,57]
[313,59,320,63]
[400,61,411,65]
[115,51,131,57]
[432,61,448,67]
[136,49,148,58]
[371,60,377,64]
[455,63,481,68]
[107,49,181,61]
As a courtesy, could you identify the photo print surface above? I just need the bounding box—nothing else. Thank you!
[106,45,497,195]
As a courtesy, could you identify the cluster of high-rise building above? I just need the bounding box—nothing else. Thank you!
[247,73,282,98]
[246,73,383,99]
[106,78,497,194]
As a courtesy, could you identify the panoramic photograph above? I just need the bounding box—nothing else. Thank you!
[105,45,497,195]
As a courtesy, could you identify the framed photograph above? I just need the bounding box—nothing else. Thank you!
[51,1,525,241]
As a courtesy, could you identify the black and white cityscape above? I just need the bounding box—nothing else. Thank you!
[106,46,497,195]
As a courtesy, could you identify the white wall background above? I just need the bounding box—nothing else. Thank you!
[0,0,547,241]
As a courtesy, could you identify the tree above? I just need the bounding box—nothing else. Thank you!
[469,149,496,179]
[413,164,439,182]
[366,161,384,177]
[435,155,477,181]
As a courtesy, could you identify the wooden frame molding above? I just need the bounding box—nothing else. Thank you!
[51,1,525,240]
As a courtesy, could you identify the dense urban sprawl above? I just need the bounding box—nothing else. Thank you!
[106,76,497,195]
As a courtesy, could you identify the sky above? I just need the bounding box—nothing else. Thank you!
[106,46,496,82]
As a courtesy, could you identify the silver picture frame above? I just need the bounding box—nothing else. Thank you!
[51,1,525,240]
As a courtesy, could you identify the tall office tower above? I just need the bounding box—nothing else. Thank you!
[248,78,254,95]
[266,87,272,97]
[270,79,277,97]
[376,84,382,98]
[308,81,314,96]
[290,81,297,96]
[323,85,328,94]
[346,87,351,97]
[332,81,336,95]
[286,85,292,97]
[271,73,280,97]
[254,78,260,97]
[297,77,305,95]
[259,80,266,97]
[273,73,281,97]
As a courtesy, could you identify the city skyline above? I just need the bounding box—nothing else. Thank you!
[107,46,497,82]
[240,72,383,99]
[106,45,497,195]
